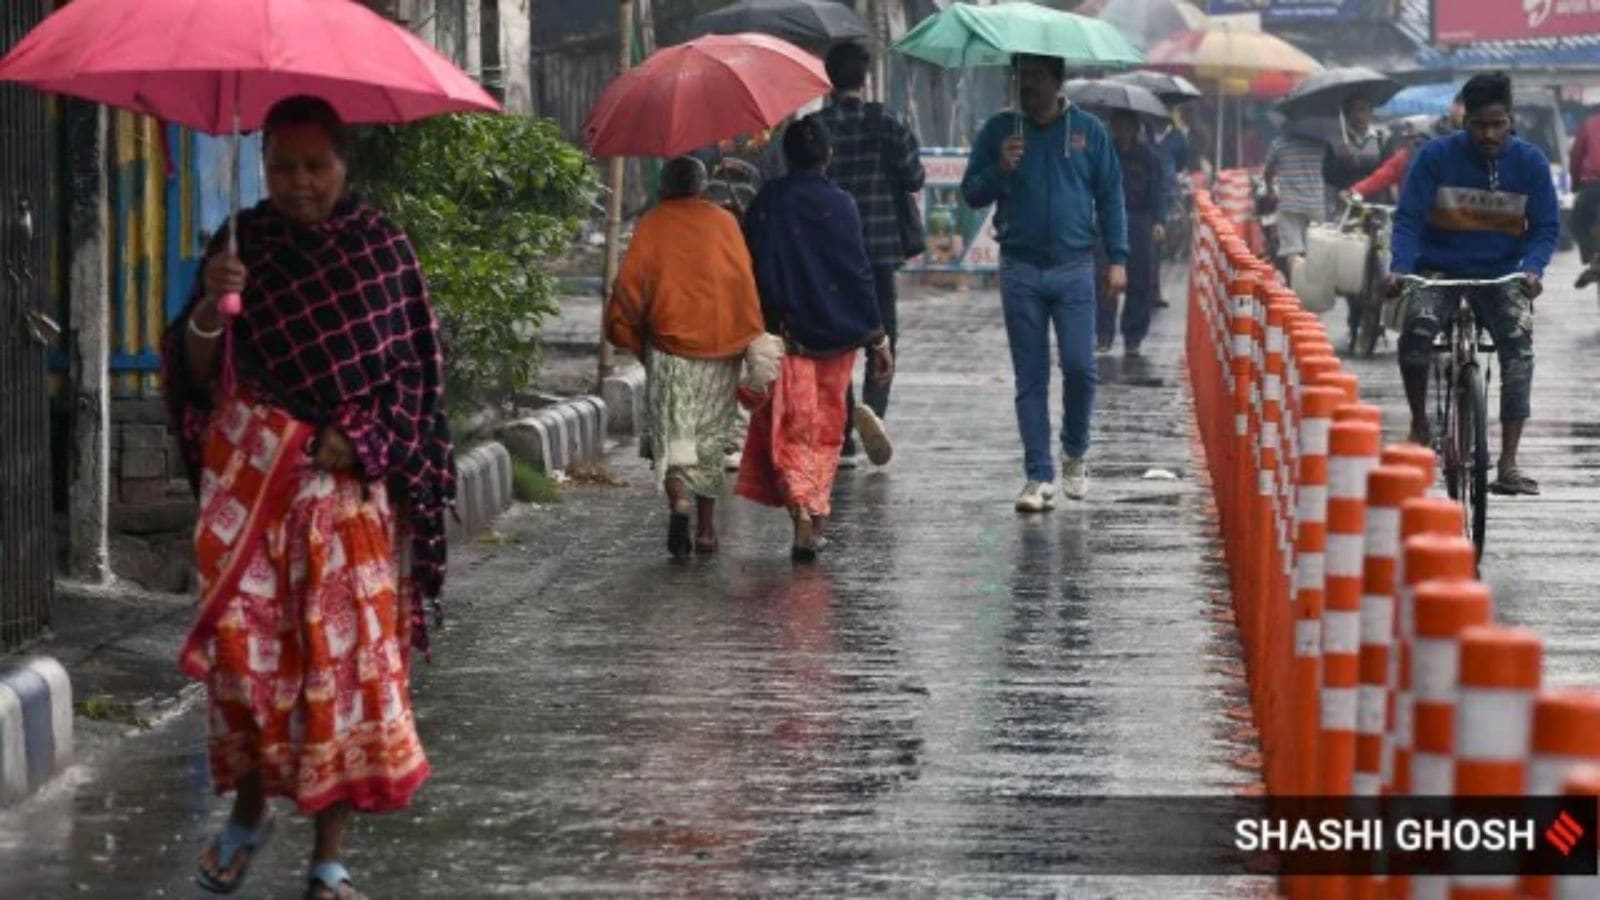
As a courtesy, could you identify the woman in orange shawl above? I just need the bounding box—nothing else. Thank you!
[606,157,766,558]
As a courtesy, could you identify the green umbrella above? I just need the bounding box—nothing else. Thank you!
[892,1,1143,70]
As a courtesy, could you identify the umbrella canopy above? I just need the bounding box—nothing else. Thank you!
[1084,0,1209,53]
[892,1,1143,69]
[1066,79,1170,121]
[690,0,870,47]
[1110,70,1202,105]
[584,33,830,159]
[1146,27,1321,98]
[1275,66,1400,119]
[0,0,500,134]
[1378,81,1461,119]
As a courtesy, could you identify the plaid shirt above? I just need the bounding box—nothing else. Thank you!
[809,96,926,267]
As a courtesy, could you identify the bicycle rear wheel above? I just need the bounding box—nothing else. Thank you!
[1457,362,1490,561]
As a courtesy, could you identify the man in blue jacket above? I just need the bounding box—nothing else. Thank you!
[962,54,1129,511]
[1387,72,1559,496]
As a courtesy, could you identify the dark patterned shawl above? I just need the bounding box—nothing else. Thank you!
[162,197,455,653]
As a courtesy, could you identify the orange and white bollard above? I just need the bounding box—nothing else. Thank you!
[1355,465,1429,796]
[1519,690,1600,900]
[1451,625,1541,900]
[1322,418,1381,799]
[1294,385,1344,796]
[1408,578,1493,900]
[1555,766,1600,900]
[1391,522,1472,796]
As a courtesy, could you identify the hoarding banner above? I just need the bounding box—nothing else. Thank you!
[904,150,1001,274]
[1435,0,1600,46]
[1206,0,1357,18]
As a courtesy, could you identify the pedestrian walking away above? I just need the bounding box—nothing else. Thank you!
[961,53,1128,511]
[1096,109,1166,358]
[1568,102,1600,273]
[808,41,925,468]
[1386,72,1560,497]
[1152,109,1192,308]
[160,96,455,900]
[738,118,895,561]
[1264,124,1328,271]
[605,156,768,559]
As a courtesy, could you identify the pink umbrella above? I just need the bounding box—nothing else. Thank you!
[0,0,500,314]
[584,33,830,159]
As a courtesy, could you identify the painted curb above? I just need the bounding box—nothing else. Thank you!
[0,656,73,807]
[448,442,513,541]
[496,395,609,474]
[601,365,646,437]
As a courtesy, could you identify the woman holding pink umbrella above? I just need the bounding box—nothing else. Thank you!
[163,96,451,900]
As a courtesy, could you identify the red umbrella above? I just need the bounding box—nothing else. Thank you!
[0,0,499,133]
[0,0,500,316]
[584,33,830,159]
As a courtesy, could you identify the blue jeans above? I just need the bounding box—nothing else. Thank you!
[999,256,1098,482]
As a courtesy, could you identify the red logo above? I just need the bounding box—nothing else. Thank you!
[1546,811,1586,856]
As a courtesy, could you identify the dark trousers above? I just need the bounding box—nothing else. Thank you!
[843,265,898,448]
[1096,212,1156,348]
[1575,182,1600,264]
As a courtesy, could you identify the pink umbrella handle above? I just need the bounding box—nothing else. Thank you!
[218,291,242,317]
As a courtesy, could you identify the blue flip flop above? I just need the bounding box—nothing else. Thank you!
[195,812,275,894]
[304,860,367,900]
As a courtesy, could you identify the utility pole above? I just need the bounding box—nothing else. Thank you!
[598,0,634,384]
[66,102,110,584]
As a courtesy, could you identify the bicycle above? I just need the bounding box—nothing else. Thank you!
[1341,197,1395,358]
[1398,273,1525,562]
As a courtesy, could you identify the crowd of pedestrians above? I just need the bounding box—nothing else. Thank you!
[155,44,1193,893]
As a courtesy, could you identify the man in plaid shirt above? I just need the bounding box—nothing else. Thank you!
[806,42,925,466]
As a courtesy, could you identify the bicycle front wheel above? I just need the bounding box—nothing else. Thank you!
[1456,362,1490,562]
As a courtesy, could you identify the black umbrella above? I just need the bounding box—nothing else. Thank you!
[690,0,871,48]
[1275,66,1401,119]
[1109,70,1202,106]
[1067,79,1171,122]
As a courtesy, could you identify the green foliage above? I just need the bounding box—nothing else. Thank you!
[348,115,599,405]
[512,460,561,504]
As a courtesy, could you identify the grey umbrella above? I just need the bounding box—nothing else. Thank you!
[690,0,870,48]
[1109,70,1202,106]
[1276,67,1401,119]
[1066,79,1171,122]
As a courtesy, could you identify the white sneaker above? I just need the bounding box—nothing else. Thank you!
[1015,480,1057,512]
[723,452,742,471]
[837,450,860,470]
[1061,456,1089,500]
[852,405,893,466]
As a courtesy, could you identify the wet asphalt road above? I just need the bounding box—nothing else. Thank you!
[7,253,1597,898]
[1330,251,1600,686]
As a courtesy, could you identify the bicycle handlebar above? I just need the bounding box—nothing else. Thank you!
[1397,273,1526,288]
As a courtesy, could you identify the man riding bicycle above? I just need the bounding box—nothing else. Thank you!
[1386,72,1560,496]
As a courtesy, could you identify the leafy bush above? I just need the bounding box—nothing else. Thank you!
[512,460,561,504]
[348,115,599,406]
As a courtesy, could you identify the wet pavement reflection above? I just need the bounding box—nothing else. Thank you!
[1,269,1324,898]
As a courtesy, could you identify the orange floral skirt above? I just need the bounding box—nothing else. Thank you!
[736,351,856,518]
[179,396,429,815]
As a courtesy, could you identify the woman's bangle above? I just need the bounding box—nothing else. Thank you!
[188,314,225,340]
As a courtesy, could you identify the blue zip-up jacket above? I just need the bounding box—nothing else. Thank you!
[961,106,1129,268]
[1391,131,1560,278]
[744,170,884,356]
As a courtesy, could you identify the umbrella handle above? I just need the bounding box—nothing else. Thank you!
[218,99,243,319]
